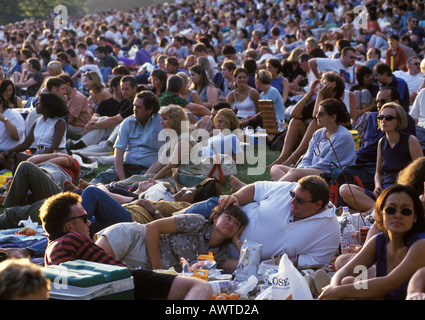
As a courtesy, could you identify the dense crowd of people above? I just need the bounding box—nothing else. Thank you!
[1,0,425,301]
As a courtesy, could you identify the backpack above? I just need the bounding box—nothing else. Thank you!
[322,163,376,208]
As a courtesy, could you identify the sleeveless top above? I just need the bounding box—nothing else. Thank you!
[33,117,67,150]
[270,76,284,95]
[376,232,425,300]
[232,88,256,118]
[381,131,412,187]
[199,86,208,103]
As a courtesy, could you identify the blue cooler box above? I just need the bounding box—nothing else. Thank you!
[43,260,134,300]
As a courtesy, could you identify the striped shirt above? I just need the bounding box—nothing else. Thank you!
[44,232,126,267]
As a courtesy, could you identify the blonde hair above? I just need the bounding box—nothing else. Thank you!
[214,108,240,131]
[159,104,189,135]
[47,61,63,76]
[84,70,104,92]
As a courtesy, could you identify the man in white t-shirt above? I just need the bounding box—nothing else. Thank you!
[219,175,340,267]
[393,56,424,103]
[309,46,357,90]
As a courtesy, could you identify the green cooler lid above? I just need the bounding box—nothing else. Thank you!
[44,260,132,288]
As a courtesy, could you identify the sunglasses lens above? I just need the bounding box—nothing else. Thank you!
[384,207,396,215]
[384,207,413,216]
[401,208,414,216]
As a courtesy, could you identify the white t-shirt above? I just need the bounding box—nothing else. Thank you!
[0,108,25,151]
[238,181,340,266]
[393,70,424,96]
[410,87,425,127]
[316,58,356,90]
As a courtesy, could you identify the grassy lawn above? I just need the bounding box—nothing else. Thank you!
[81,144,281,194]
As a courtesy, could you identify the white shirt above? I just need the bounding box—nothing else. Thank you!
[239,181,340,266]
[393,70,424,96]
[0,109,25,151]
[410,87,425,127]
[316,58,356,90]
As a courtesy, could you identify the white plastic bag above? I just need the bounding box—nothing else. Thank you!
[268,254,313,300]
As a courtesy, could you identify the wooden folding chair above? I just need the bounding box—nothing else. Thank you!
[258,100,279,141]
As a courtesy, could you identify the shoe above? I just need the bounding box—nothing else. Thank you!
[304,274,318,297]
[314,269,331,294]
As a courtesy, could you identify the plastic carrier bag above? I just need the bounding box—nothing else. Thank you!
[256,254,313,300]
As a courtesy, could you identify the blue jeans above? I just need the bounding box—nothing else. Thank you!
[180,196,220,218]
[81,187,132,236]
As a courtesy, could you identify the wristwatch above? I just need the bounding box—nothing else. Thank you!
[0,117,7,122]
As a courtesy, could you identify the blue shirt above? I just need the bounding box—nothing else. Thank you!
[260,86,285,121]
[114,113,164,168]
[63,63,76,77]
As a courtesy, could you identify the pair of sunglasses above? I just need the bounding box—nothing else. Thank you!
[66,214,89,223]
[383,207,414,216]
[377,115,397,121]
[289,190,314,205]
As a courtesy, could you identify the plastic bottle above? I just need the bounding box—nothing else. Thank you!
[340,207,355,254]
[209,280,236,295]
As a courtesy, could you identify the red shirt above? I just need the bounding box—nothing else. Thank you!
[45,231,126,267]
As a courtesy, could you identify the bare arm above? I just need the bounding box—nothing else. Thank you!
[145,217,178,269]
[114,147,126,181]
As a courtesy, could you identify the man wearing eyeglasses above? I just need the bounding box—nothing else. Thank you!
[393,57,424,102]
[399,16,425,47]
[41,192,212,300]
[219,175,340,268]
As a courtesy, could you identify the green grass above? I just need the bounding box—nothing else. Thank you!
[84,145,281,195]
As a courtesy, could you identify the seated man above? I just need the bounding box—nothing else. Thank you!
[40,192,212,300]
[90,90,163,184]
[59,74,91,140]
[67,75,135,151]
[68,76,126,151]
[158,74,211,121]
[219,175,340,267]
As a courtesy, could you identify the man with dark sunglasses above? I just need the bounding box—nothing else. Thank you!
[218,175,340,268]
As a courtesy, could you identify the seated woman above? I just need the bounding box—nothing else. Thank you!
[145,105,202,180]
[340,103,423,212]
[13,58,44,98]
[201,108,244,163]
[255,70,285,123]
[0,95,25,169]
[271,98,356,182]
[319,184,425,300]
[94,205,248,271]
[189,65,219,109]
[0,92,69,170]
[149,68,167,96]
[0,79,22,108]
[265,59,289,105]
[83,70,111,111]
[268,71,356,168]
[226,67,260,128]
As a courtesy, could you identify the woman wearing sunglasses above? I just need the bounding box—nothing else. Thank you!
[319,184,425,300]
[340,102,423,212]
